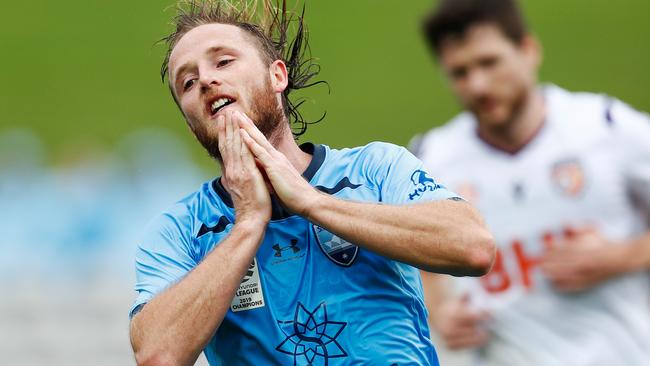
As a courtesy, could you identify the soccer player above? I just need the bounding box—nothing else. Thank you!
[128,1,495,365]
[411,0,650,365]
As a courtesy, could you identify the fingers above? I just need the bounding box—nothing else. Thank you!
[234,111,277,157]
[227,110,243,168]
[229,111,275,168]
[219,111,261,188]
[445,328,490,350]
[216,115,227,165]
[219,112,239,178]
[549,279,583,292]
[541,256,597,292]
[237,119,254,164]
[449,298,491,327]
[216,111,272,223]
[456,309,491,327]
[436,298,491,350]
[440,317,490,349]
[239,128,273,167]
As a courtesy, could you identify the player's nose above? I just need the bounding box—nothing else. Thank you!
[198,67,222,93]
[466,69,490,95]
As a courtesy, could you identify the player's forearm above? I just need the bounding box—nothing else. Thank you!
[621,231,650,273]
[130,220,266,366]
[306,194,495,276]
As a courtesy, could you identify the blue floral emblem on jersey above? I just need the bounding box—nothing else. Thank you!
[312,225,359,267]
[408,170,441,200]
[276,302,348,366]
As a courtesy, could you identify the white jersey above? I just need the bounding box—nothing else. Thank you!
[414,85,650,366]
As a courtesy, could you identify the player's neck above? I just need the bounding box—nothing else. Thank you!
[271,121,313,174]
[477,89,546,155]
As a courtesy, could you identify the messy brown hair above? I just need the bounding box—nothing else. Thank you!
[423,0,528,56]
[160,0,325,137]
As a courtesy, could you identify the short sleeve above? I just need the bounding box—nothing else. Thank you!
[611,100,650,211]
[365,142,460,205]
[130,210,197,318]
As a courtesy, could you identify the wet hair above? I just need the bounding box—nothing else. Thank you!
[160,0,325,137]
[423,0,528,55]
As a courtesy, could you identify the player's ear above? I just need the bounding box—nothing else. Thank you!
[521,34,543,70]
[269,60,289,93]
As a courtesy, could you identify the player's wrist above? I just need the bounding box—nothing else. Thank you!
[233,216,269,237]
[618,238,650,273]
[294,188,326,220]
[604,240,641,275]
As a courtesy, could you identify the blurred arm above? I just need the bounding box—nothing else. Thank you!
[542,229,650,292]
[421,271,490,349]
[625,232,650,271]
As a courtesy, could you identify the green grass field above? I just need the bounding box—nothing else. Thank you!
[1,0,648,169]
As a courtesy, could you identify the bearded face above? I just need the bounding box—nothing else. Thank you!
[440,23,539,129]
[167,23,288,161]
[190,77,286,161]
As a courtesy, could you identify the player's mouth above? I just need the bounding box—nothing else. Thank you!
[207,96,236,118]
[471,97,499,116]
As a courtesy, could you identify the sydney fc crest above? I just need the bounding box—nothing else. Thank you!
[312,225,359,267]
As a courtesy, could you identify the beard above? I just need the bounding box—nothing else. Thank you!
[190,78,286,161]
[469,84,529,129]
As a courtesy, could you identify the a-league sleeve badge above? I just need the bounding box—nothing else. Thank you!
[312,225,359,267]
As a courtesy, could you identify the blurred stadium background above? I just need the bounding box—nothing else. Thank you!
[0,0,648,365]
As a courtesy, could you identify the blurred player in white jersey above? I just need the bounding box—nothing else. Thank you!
[411,0,650,364]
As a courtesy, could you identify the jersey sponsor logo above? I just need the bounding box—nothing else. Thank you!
[273,239,300,257]
[276,302,347,365]
[231,258,265,312]
[481,227,587,294]
[312,225,359,267]
[408,170,441,200]
[271,239,306,265]
[551,158,586,198]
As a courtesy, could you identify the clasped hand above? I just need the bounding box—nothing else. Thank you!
[217,110,319,224]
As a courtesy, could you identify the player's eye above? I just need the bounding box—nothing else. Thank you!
[217,58,234,68]
[183,79,195,91]
[478,57,498,69]
[451,67,467,80]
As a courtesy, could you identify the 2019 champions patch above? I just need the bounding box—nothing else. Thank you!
[230,258,265,312]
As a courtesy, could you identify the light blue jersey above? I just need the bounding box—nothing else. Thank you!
[131,142,458,366]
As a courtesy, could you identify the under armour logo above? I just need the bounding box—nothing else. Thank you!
[272,239,300,257]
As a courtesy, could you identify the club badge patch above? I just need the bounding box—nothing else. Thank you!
[312,225,359,267]
[551,158,586,198]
